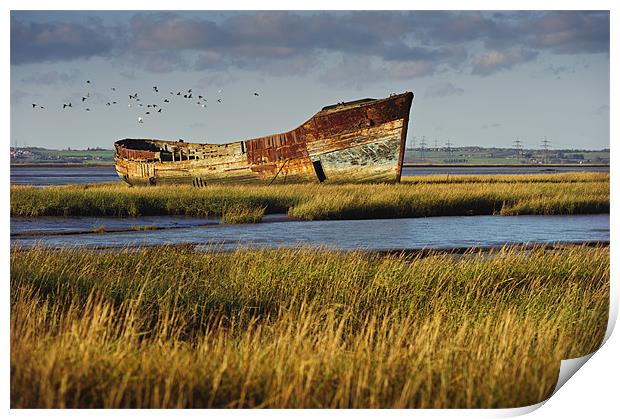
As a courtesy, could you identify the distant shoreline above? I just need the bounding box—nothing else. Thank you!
[402,163,609,168]
[11,163,610,169]
[11,163,115,168]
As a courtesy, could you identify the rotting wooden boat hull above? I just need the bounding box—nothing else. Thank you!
[114,92,413,186]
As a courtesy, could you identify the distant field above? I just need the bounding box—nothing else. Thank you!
[10,244,609,408]
[10,173,610,219]
[403,149,609,165]
[10,148,114,165]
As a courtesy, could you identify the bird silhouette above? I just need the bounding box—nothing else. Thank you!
[86,108,91,111]
[176,92,181,95]
[138,117,143,123]
[254,92,259,96]
[106,102,111,106]
[158,108,162,113]
[146,111,150,115]
[86,80,91,84]
[32,103,36,108]
[82,97,87,102]
[153,86,158,92]
[217,99,222,103]
[63,103,72,109]
[111,87,116,91]
[188,89,192,93]
[164,99,170,103]
[112,101,117,104]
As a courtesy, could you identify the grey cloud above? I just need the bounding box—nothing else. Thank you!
[11,89,29,105]
[11,19,117,64]
[472,48,538,76]
[388,61,437,79]
[425,82,464,97]
[318,56,386,90]
[195,73,238,89]
[123,50,190,73]
[11,11,609,82]
[130,13,231,50]
[20,69,81,85]
[522,11,609,54]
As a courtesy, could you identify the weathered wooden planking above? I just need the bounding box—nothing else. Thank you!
[114,92,414,185]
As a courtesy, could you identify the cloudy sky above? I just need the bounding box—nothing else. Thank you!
[10,10,610,150]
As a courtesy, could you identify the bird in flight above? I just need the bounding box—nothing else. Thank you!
[254,92,259,96]
[82,97,87,102]
[217,99,222,103]
[32,104,36,108]
[164,99,170,103]
[86,108,91,111]
[111,87,116,91]
[153,86,158,92]
[63,103,72,109]
[138,116,143,123]
[158,108,162,113]
[86,80,91,84]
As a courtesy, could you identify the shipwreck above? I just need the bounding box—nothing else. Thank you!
[114,91,413,186]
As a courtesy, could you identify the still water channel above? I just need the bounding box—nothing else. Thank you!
[11,214,609,251]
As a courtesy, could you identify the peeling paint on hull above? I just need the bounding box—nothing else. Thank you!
[114,92,414,186]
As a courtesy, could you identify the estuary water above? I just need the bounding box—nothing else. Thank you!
[11,165,609,186]
[10,166,119,185]
[10,214,609,251]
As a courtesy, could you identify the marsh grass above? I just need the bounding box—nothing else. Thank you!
[221,206,266,224]
[10,244,609,408]
[90,225,106,233]
[130,224,157,231]
[10,173,609,220]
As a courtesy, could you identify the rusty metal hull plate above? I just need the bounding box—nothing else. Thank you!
[114,92,414,186]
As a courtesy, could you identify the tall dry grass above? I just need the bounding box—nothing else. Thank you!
[10,173,609,220]
[11,244,609,408]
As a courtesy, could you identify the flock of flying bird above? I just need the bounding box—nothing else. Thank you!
[31,80,260,124]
